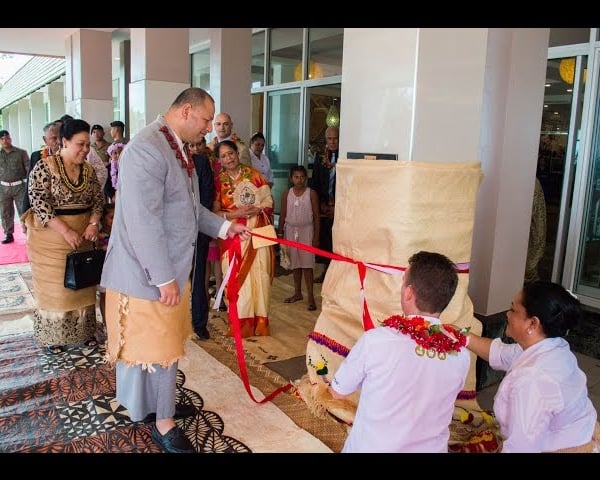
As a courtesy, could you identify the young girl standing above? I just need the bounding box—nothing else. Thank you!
[277,166,320,310]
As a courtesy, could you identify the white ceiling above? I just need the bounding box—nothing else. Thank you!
[0,28,122,57]
[0,28,213,58]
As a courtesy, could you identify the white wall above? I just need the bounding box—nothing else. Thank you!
[339,28,549,316]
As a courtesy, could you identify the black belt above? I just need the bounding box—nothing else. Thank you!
[54,207,91,215]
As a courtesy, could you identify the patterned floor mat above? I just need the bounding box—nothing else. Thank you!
[0,332,250,453]
[0,270,34,316]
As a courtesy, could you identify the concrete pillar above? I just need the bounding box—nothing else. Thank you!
[64,29,113,125]
[7,105,18,139]
[114,39,131,130]
[16,99,32,154]
[340,28,549,317]
[29,91,45,153]
[209,28,252,143]
[129,28,190,137]
[46,81,65,121]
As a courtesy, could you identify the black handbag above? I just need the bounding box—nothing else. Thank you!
[64,245,106,290]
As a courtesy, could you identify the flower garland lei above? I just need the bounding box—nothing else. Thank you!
[382,315,470,360]
[321,147,337,170]
[159,126,195,177]
[230,133,244,145]
[40,145,50,159]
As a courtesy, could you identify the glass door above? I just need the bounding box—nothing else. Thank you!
[305,84,342,180]
[574,47,600,303]
[266,88,301,214]
[535,55,587,284]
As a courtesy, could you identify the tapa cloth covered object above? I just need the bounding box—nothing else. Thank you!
[297,159,484,424]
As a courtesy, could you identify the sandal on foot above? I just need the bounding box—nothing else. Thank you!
[284,295,303,304]
[47,345,65,355]
[307,303,317,311]
[84,338,98,348]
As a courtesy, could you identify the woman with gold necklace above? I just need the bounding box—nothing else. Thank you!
[22,119,104,355]
[213,140,274,338]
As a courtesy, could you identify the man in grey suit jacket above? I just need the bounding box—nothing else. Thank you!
[101,88,250,454]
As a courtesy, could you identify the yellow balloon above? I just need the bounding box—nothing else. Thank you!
[559,57,587,85]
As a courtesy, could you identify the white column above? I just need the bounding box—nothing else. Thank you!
[64,29,113,125]
[16,99,32,155]
[340,28,549,316]
[129,28,190,137]
[114,39,131,129]
[470,28,549,314]
[7,105,18,138]
[46,81,65,121]
[209,28,252,142]
[29,92,45,153]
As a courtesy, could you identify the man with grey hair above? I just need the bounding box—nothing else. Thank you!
[0,130,29,243]
[22,121,61,214]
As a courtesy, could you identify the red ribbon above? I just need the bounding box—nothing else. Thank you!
[225,237,292,404]
[227,231,470,403]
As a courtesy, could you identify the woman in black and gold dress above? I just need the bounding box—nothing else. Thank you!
[22,119,104,354]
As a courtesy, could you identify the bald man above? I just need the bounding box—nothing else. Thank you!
[208,112,251,166]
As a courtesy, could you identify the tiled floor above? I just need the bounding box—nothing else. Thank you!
[3,248,600,425]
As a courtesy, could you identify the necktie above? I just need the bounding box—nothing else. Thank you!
[328,152,336,199]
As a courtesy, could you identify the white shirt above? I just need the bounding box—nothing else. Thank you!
[331,316,470,453]
[249,150,273,184]
[489,337,597,452]
[87,148,108,190]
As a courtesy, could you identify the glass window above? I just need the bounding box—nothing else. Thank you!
[112,78,120,121]
[269,28,303,86]
[191,49,210,92]
[252,31,265,88]
[266,88,301,213]
[308,28,343,79]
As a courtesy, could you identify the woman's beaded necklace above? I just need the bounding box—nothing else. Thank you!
[56,153,89,193]
[228,168,242,183]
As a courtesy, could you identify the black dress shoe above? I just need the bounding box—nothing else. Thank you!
[142,403,197,423]
[151,425,195,453]
[196,327,210,340]
[174,403,196,418]
[1,234,14,244]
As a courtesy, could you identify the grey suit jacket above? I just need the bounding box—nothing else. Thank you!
[100,116,225,300]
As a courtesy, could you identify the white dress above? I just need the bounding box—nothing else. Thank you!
[283,188,315,269]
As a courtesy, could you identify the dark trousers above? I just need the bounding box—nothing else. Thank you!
[316,216,334,265]
[191,233,211,334]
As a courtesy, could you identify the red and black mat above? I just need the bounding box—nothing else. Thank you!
[0,332,250,453]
